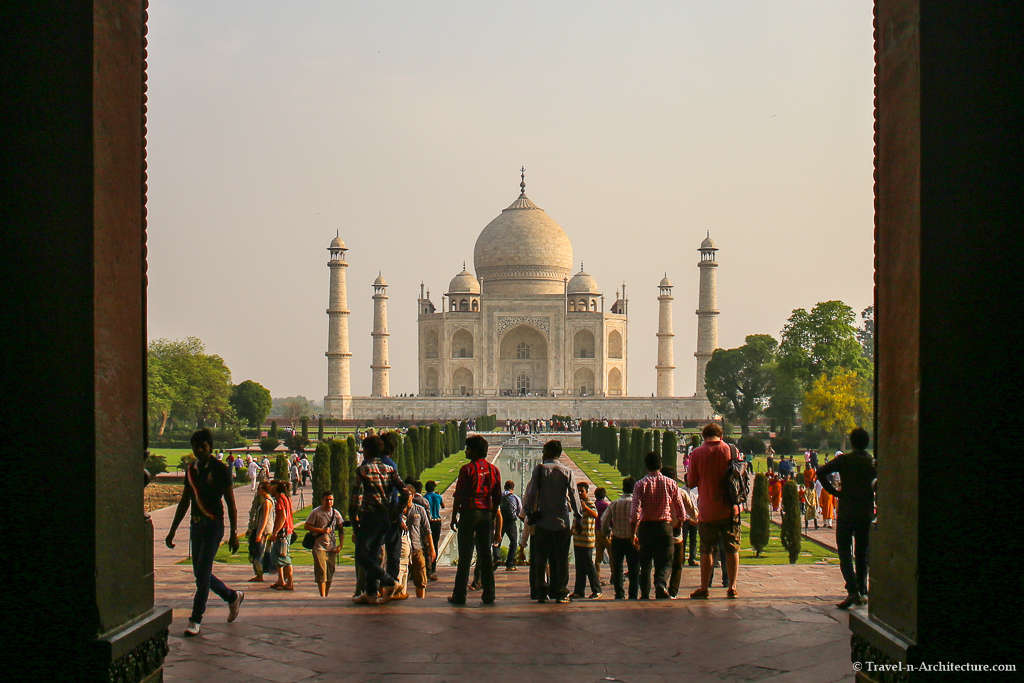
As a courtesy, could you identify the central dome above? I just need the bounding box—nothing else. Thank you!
[473,186,574,297]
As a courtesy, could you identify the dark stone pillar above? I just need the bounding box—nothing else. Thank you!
[3,2,171,680]
[854,1,1022,679]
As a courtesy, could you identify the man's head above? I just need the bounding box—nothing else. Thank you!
[413,480,423,493]
[577,481,589,497]
[404,485,416,510]
[466,435,488,459]
[542,440,562,461]
[504,480,515,492]
[594,487,607,500]
[661,466,677,481]
[425,480,437,493]
[701,422,723,440]
[274,480,291,497]
[644,451,662,472]
[362,435,384,460]
[621,477,635,495]
[190,428,214,458]
[381,431,398,456]
[850,427,870,450]
[321,490,334,509]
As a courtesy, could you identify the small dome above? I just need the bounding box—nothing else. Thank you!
[330,235,347,250]
[447,268,480,295]
[659,275,672,288]
[373,273,387,287]
[567,267,600,295]
[700,235,717,250]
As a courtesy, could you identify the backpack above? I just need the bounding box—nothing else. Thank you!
[499,492,514,522]
[723,443,749,510]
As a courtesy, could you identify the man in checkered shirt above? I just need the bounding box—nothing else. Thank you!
[630,451,686,599]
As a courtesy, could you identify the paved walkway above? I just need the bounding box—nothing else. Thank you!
[154,447,858,682]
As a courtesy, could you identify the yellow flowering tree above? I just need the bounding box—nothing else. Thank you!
[801,369,872,449]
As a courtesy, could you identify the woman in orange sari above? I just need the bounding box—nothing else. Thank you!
[769,475,782,512]
[819,485,835,528]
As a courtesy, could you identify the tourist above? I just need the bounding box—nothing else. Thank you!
[571,481,602,599]
[404,485,435,598]
[769,474,782,512]
[680,481,699,566]
[765,444,775,474]
[600,477,638,599]
[392,495,413,601]
[523,440,582,604]
[661,466,697,598]
[303,490,344,597]
[631,451,686,599]
[300,452,311,487]
[803,466,819,530]
[423,480,444,580]
[379,432,406,592]
[686,422,741,599]
[246,482,274,583]
[350,435,408,605]
[289,457,301,492]
[499,480,524,571]
[817,428,876,608]
[819,481,835,528]
[164,429,243,637]
[449,435,502,605]
[269,480,295,591]
[247,456,259,491]
[593,487,611,583]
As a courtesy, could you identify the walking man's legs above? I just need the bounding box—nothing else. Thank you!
[190,520,237,624]
[609,537,626,599]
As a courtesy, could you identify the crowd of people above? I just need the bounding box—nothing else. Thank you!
[504,418,581,434]
[166,420,875,636]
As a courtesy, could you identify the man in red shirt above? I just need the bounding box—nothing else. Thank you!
[686,422,741,599]
[449,435,502,605]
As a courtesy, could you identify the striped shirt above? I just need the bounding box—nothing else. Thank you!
[573,500,597,547]
[630,472,686,524]
[600,494,634,539]
[351,458,406,513]
[454,458,501,511]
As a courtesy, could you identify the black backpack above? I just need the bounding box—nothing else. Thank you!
[500,492,514,522]
[723,443,749,509]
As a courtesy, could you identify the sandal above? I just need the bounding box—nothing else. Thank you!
[726,588,738,599]
[271,584,287,590]
[689,588,709,600]
[247,576,264,582]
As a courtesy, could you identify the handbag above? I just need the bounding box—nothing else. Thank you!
[301,510,338,550]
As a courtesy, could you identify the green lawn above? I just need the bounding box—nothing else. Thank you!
[149,447,192,469]
[739,521,837,565]
[418,450,472,494]
[563,448,627,500]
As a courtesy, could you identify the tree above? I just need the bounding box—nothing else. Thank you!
[749,474,771,557]
[606,425,618,469]
[459,420,468,449]
[581,420,591,451]
[618,427,632,476]
[780,480,802,564]
[704,334,778,436]
[652,430,661,459]
[317,416,324,442]
[631,428,644,479]
[661,430,678,473]
[312,442,332,503]
[274,454,288,480]
[273,396,311,428]
[229,380,272,428]
[641,431,654,478]
[778,301,871,384]
[857,305,874,362]
[270,421,278,440]
[258,436,279,454]
[148,337,233,433]
[801,369,872,449]
[329,439,345,510]
[300,416,309,442]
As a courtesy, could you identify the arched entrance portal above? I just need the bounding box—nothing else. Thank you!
[499,324,548,395]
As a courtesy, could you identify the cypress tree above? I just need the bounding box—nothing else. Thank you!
[631,428,644,480]
[749,473,771,557]
[394,433,406,477]
[408,428,420,470]
[780,479,802,564]
[581,420,590,451]
[301,416,309,442]
[274,454,288,480]
[652,430,661,459]
[316,416,324,443]
[662,430,678,473]
[618,427,631,476]
[459,420,468,448]
[403,435,415,474]
[329,439,344,509]
[312,442,331,504]
[270,420,278,441]
[428,423,442,473]
[607,425,618,468]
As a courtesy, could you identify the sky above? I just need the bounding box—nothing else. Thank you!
[145,1,875,402]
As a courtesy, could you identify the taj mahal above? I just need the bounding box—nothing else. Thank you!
[323,173,717,422]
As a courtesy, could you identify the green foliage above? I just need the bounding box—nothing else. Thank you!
[641,431,654,477]
[661,430,678,473]
[283,431,309,452]
[749,473,771,557]
[652,430,661,458]
[300,416,309,441]
[229,380,273,428]
[801,370,872,447]
[770,435,799,455]
[274,454,289,480]
[312,442,332,504]
[606,425,618,468]
[258,436,279,454]
[682,419,699,428]
[631,428,644,479]
[581,420,591,450]
[317,416,324,442]
[428,423,442,476]
[618,426,631,476]
[403,435,415,478]
[737,434,766,455]
[346,435,358,492]
[270,421,278,440]
[329,439,345,510]
[398,419,412,429]
[148,337,233,435]
[638,419,652,429]
[144,453,168,478]
[779,480,802,563]
[778,301,871,384]
[704,334,778,436]
[459,420,468,449]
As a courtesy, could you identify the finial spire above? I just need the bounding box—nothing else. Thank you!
[520,166,526,195]
[580,261,584,272]
[336,229,339,237]
[707,230,710,238]
[463,260,466,270]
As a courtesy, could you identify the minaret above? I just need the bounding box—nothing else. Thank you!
[325,233,352,406]
[695,232,719,397]
[371,273,390,397]
[656,274,675,397]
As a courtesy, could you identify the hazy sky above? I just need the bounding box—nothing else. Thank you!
[146,1,875,402]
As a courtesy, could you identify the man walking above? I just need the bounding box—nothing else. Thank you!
[350,435,408,605]
[686,422,741,599]
[601,477,639,599]
[303,490,344,597]
[449,435,502,605]
[165,429,243,637]
[816,427,876,609]
[631,451,686,599]
[499,480,524,571]
[523,440,582,604]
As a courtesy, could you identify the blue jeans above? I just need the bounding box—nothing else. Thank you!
[501,523,519,568]
[354,509,395,594]
[190,518,237,623]
[454,508,495,602]
[836,516,871,596]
